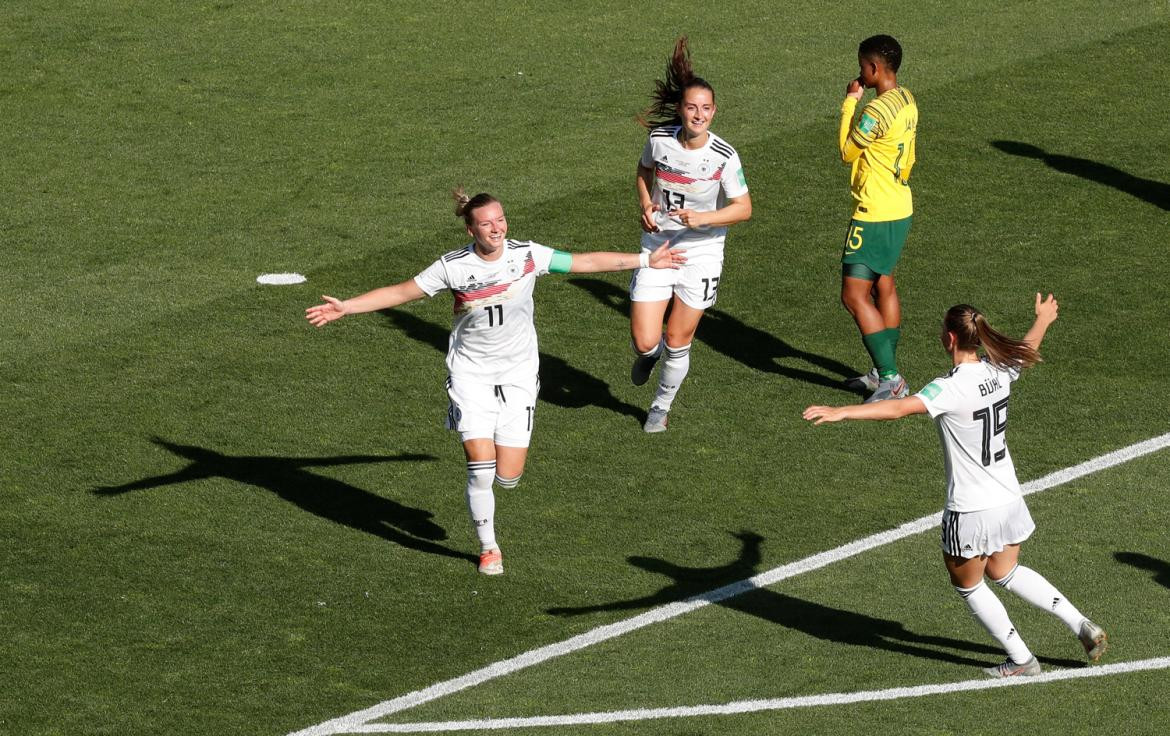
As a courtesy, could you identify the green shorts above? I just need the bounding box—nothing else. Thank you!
[841,216,912,278]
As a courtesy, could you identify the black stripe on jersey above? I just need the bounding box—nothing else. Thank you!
[650,126,679,138]
[709,139,736,159]
[867,98,896,127]
[443,247,473,262]
[506,239,529,250]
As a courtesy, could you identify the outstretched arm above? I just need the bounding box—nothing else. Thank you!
[1021,293,1059,351]
[567,241,686,274]
[306,279,427,327]
[803,396,927,425]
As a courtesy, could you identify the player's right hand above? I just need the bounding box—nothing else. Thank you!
[846,78,864,100]
[306,296,347,327]
[640,203,661,233]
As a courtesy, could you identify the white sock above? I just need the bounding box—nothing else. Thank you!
[652,342,691,411]
[494,472,522,489]
[466,460,497,551]
[993,564,1086,634]
[956,581,1032,663]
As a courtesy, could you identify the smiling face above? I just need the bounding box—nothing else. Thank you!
[466,200,508,257]
[677,85,716,141]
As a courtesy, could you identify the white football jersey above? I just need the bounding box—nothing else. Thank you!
[414,240,556,384]
[915,359,1024,513]
[640,126,748,265]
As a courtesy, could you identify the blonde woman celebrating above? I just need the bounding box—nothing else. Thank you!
[308,190,683,574]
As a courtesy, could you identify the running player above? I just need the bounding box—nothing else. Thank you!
[306,190,685,574]
[629,36,752,433]
[838,34,918,402]
[803,294,1108,677]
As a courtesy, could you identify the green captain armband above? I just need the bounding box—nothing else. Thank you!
[548,250,573,274]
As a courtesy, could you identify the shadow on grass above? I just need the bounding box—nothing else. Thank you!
[991,141,1170,211]
[380,308,642,419]
[550,531,1083,670]
[1114,552,1170,590]
[567,278,864,396]
[94,438,476,563]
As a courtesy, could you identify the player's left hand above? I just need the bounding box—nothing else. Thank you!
[648,241,686,270]
[802,405,846,425]
[1034,292,1059,324]
[667,208,705,228]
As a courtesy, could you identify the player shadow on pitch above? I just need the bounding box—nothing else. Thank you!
[568,278,864,395]
[379,309,643,419]
[93,438,476,563]
[549,531,1083,670]
[991,141,1170,211]
[1114,552,1170,590]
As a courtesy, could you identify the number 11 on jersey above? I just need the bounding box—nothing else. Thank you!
[484,304,503,327]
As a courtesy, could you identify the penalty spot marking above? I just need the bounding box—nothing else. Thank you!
[257,272,307,285]
[290,430,1170,736]
[347,656,1170,732]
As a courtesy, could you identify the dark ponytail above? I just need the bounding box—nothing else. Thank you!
[638,36,715,129]
[944,304,1041,370]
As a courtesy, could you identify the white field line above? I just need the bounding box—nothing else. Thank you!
[349,656,1170,732]
[289,430,1170,736]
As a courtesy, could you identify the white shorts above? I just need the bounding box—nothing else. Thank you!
[630,230,724,309]
[629,259,724,309]
[940,497,1036,558]
[445,375,538,447]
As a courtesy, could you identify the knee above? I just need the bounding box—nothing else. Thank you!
[664,328,696,348]
[990,564,1019,588]
[632,334,662,354]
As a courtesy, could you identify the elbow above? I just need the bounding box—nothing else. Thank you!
[740,202,752,222]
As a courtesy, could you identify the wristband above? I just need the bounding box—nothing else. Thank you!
[638,251,650,269]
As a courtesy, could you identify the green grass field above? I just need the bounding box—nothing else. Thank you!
[3,2,1169,734]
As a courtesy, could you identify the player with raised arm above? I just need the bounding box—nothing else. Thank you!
[629,36,752,433]
[307,190,684,574]
[804,294,1107,677]
[838,35,918,402]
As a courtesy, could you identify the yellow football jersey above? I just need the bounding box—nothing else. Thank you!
[839,86,918,221]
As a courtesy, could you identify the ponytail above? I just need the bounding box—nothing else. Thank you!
[944,304,1041,370]
[638,36,715,129]
[451,186,499,225]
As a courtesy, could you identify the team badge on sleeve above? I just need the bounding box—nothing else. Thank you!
[920,382,942,400]
[858,113,879,135]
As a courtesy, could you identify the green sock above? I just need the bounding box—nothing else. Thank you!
[862,330,897,380]
[884,326,901,378]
